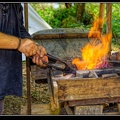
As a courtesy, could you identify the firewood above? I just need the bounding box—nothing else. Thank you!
[102,73,118,78]
[88,71,98,78]
[52,74,73,80]
[109,52,120,61]
[116,52,120,60]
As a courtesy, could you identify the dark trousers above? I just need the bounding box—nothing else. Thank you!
[0,98,4,115]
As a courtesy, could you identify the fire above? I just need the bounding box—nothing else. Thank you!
[72,18,112,70]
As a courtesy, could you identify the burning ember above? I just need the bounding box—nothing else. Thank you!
[72,18,112,70]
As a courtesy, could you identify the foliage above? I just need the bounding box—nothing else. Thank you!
[30,3,120,48]
[82,10,94,25]
[111,4,120,42]
[30,3,95,29]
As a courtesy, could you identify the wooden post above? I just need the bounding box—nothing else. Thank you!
[106,3,112,56]
[98,3,105,34]
[24,3,31,115]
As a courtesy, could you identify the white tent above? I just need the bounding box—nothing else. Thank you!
[21,3,52,60]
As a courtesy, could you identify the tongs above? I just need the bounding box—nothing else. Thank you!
[29,53,76,76]
[44,53,76,76]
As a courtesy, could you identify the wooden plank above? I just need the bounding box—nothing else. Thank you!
[102,73,118,78]
[48,68,60,112]
[52,81,59,110]
[117,103,120,114]
[103,112,119,115]
[24,3,31,115]
[21,103,59,115]
[32,29,100,40]
[106,3,112,55]
[68,97,120,106]
[74,105,103,115]
[47,69,56,112]
[98,3,105,33]
[56,77,120,101]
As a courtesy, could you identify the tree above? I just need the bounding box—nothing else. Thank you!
[65,3,72,8]
[75,3,86,23]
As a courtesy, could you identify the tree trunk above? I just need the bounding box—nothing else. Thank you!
[75,3,85,23]
[65,3,72,8]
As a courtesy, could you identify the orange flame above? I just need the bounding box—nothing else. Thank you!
[88,18,104,38]
[72,18,112,70]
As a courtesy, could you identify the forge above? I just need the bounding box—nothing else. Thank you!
[50,61,120,102]
[44,60,120,115]
[30,28,120,115]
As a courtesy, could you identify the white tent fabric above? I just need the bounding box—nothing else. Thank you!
[22,3,52,34]
[21,3,52,60]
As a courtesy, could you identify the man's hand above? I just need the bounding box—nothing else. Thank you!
[18,38,48,67]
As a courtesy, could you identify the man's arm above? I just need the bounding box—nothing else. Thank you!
[0,32,48,67]
[0,32,21,49]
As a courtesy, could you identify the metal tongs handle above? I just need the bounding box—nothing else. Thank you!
[29,53,76,76]
[44,53,76,75]
[46,53,68,66]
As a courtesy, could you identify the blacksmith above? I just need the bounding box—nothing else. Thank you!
[0,3,48,114]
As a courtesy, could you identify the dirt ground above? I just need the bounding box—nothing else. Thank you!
[3,61,50,115]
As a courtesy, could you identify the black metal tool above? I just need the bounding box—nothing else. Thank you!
[44,53,76,76]
[29,53,76,76]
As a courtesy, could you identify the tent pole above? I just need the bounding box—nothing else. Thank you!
[98,3,105,34]
[24,3,31,115]
[106,3,112,56]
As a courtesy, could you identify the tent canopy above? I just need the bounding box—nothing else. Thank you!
[22,3,52,35]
